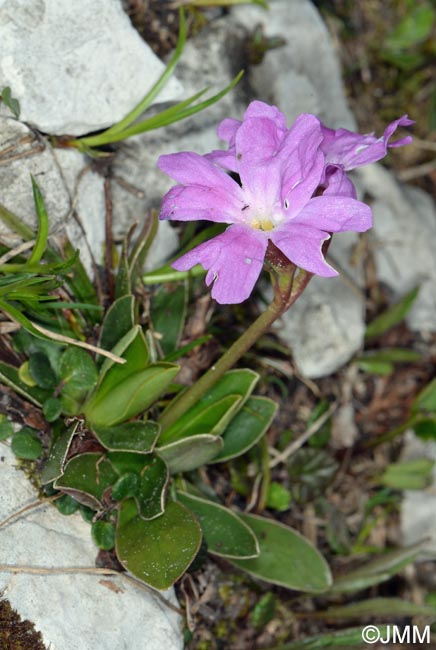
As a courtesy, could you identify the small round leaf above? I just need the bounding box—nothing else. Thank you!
[29,352,58,389]
[11,428,42,459]
[55,494,80,515]
[43,397,63,422]
[92,520,116,550]
[0,416,14,441]
[112,472,140,501]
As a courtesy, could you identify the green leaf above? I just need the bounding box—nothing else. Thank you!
[251,593,276,631]
[91,420,160,453]
[98,295,135,359]
[115,498,202,590]
[288,449,339,503]
[356,348,421,363]
[85,362,179,427]
[42,397,63,422]
[40,423,79,485]
[365,286,420,339]
[27,177,49,265]
[212,396,277,463]
[330,541,426,593]
[55,453,119,509]
[384,3,434,51]
[266,482,291,512]
[0,415,14,441]
[114,233,132,299]
[150,283,187,356]
[317,597,436,620]
[380,457,434,490]
[275,626,388,649]
[230,513,332,592]
[413,417,436,441]
[59,347,98,414]
[158,434,223,473]
[160,369,259,444]
[1,86,20,118]
[135,455,169,519]
[177,492,259,559]
[55,494,80,515]
[355,359,394,375]
[413,377,436,413]
[28,352,58,389]
[92,521,116,550]
[0,360,50,406]
[111,473,140,501]
[307,400,332,448]
[11,427,42,460]
[94,326,150,398]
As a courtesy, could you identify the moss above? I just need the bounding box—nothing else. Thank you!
[0,598,48,650]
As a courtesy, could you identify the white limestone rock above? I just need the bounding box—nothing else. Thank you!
[0,117,71,244]
[0,0,183,135]
[231,0,356,129]
[0,444,183,650]
[356,164,436,333]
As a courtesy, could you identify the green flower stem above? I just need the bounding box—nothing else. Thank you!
[159,259,312,432]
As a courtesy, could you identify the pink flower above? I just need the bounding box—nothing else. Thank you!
[158,102,412,304]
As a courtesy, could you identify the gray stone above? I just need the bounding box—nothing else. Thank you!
[231,0,356,128]
[400,432,436,554]
[356,164,436,332]
[0,116,71,245]
[0,0,183,135]
[0,444,183,650]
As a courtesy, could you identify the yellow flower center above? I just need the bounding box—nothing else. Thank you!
[251,219,274,231]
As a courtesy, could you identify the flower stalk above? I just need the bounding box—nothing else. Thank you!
[159,252,311,431]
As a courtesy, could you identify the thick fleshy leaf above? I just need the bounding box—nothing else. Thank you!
[160,369,259,444]
[211,396,277,463]
[59,347,98,413]
[11,427,42,460]
[55,453,118,509]
[94,326,150,400]
[158,434,223,473]
[40,423,79,484]
[91,421,160,453]
[85,363,179,427]
[177,492,259,559]
[0,360,50,406]
[150,283,187,355]
[172,224,267,304]
[230,513,332,592]
[116,499,202,590]
[98,295,135,359]
[135,455,169,519]
[329,541,426,594]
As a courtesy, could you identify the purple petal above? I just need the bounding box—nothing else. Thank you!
[235,116,286,206]
[204,148,239,173]
[160,184,244,224]
[291,195,372,233]
[172,225,268,304]
[271,225,337,277]
[217,117,241,144]
[321,115,414,170]
[280,114,324,199]
[158,152,242,201]
[243,101,287,132]
[322,164,357,199]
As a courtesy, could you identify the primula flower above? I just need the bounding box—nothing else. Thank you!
[158,101,412,304]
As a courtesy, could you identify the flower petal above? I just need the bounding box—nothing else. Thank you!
[271,225,337,277]
[172,225,268,304]
[321,115,414,170]
[243,101,287,132]
[158,151,242,201]
[322,164,357,199]
[204,148,239,173]
[160,184,243,224]
[217,117,241,144]
[291,195,372,233]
